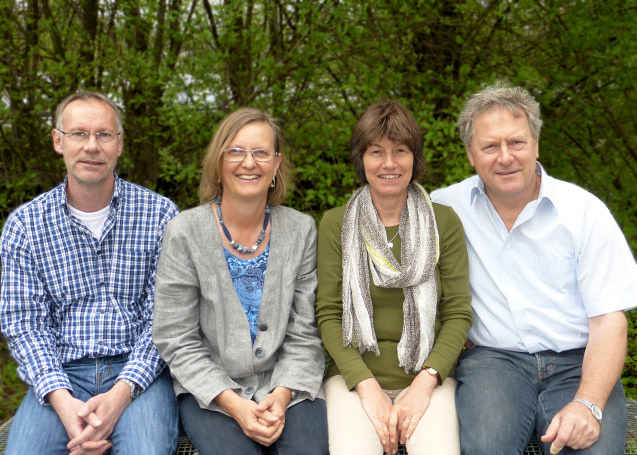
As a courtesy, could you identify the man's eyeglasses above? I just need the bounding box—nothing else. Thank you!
[222,148,279,163]
[58,130,121,144]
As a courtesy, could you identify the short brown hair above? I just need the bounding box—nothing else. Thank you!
[198,107,289,205]
[55,91,123,132]
[350,101,425,184]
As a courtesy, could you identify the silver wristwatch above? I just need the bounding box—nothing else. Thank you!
[118,378,140,400]
[572,398,602,423]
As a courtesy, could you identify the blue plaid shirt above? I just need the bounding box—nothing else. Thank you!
[0,175,178,404]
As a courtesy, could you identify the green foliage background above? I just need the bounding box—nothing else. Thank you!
[1,0,636,420]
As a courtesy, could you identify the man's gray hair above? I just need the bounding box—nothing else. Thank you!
[457,83,542,148]
[55,91,123,132]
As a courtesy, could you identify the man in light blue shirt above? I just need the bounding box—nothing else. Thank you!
[431,84,637,455]
[1,91,179,454]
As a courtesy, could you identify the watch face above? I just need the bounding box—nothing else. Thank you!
[592,405,603,421]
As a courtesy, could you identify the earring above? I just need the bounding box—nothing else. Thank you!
[271,176,276,188]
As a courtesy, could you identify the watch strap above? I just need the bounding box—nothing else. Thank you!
[422,367,441,386]
[572,398,602,423]
[117,378,140,400]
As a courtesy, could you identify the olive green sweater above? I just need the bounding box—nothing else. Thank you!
[315,203,472,390]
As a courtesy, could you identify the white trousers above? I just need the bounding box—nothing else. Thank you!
[324,375,460,455]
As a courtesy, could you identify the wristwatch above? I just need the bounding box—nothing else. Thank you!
[118,378,140,400]
[422,367,441,386]
[572,398,602,423]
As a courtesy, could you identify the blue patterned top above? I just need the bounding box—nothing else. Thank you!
[224,243,269,344]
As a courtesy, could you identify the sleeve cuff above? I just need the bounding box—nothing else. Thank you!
[118,357,164,391]
[422,352,452,383]
[34,372,73,406]
[343,370,375,391]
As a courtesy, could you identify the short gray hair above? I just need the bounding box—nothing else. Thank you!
[457,83,542,148]
[55,91,123,132]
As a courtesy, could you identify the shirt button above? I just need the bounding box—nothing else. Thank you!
[98,341,103,345]
[99,282,106,287]
[245,387,255,394]
[255,347,264,358]
[258,323,268,331]
[100,309,105,314]
[96,250,101,255]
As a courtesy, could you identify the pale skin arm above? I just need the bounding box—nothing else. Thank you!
[65,381,132,453]
[254,386,292,427]
[541,311,627,454]
[47,389,111,455]
[390,370,438,448]
[356,372,438,455]
[215,387,292,446]
[355,377,394,454]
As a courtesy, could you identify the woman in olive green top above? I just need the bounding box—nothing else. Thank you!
[315,101,472,455]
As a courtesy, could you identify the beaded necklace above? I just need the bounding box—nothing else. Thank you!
[213,196,271,254]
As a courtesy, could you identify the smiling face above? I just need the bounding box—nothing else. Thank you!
[221,121,281,203]
[363,137,413,205]
[467,107,540,209]
[53,99,122,190]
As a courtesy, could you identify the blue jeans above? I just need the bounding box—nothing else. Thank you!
[455,347,627,455]
[5,355,179,455]
[179,393,329,455]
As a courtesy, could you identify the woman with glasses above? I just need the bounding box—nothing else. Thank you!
[315,101,472,454]
[153,108,328,455]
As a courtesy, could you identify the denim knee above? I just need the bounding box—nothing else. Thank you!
[273,399,328,455]
[455,347,537,454]
[5,388,70,455]
[110,369,179,455]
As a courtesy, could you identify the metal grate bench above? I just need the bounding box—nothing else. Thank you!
[2,399,637,454]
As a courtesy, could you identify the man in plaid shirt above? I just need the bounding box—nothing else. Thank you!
[1,92,179,454]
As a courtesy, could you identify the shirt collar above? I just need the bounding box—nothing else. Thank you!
[58,172,122,211]
[535,163,554,201]
[469,162,553,206]
[469,176,486,205]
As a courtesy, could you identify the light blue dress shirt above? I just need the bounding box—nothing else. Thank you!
[431,164,637,353]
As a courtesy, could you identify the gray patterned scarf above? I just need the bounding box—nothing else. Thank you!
[341,183,439,372]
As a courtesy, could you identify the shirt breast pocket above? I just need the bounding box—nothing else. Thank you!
[109,250,154,308]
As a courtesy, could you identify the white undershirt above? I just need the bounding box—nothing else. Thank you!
[68,204,110,239]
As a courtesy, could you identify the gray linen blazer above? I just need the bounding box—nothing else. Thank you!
[153,203,325,413]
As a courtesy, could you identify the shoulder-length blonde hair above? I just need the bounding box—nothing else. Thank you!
[199,107,289,205]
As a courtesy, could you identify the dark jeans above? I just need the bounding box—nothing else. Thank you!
[179,393,328,455]
[455,346,627,455]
